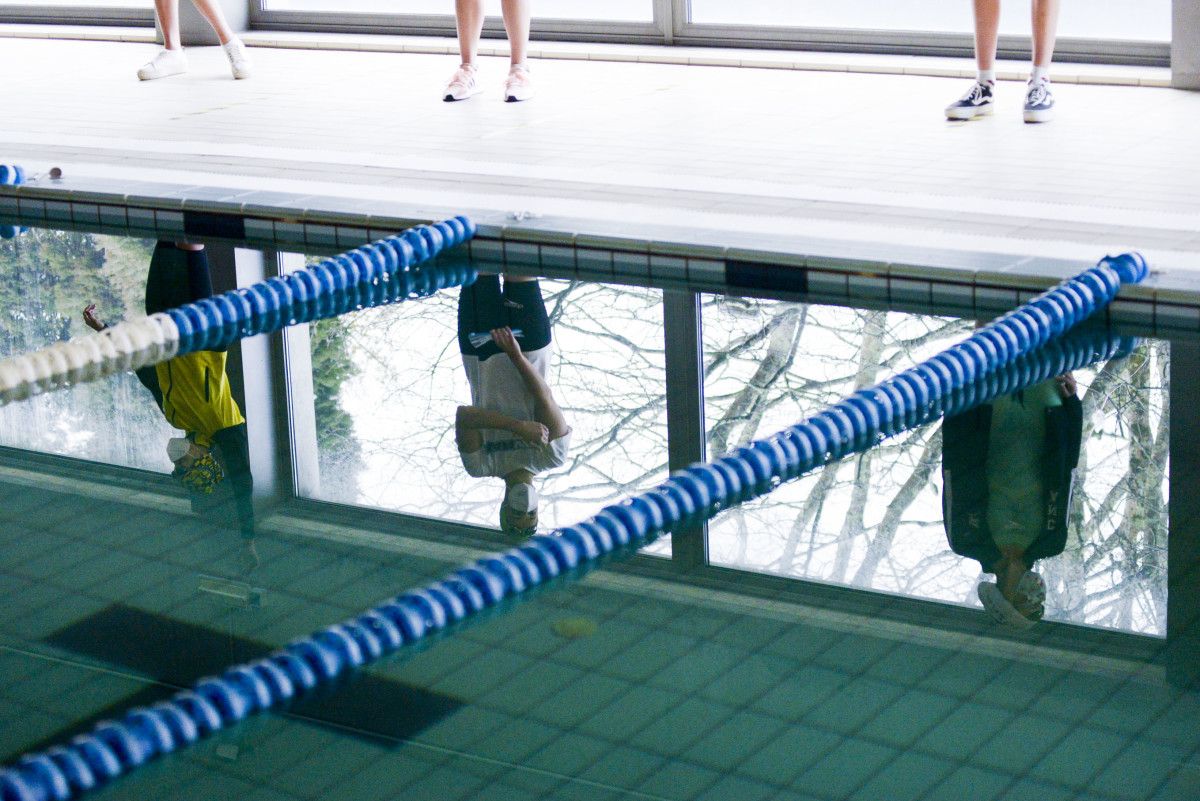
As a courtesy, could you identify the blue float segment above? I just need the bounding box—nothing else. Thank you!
[16,755,69,801]
[46,746,96,794]
[0,164,26,186]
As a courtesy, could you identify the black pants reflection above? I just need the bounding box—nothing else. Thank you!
[456,276,551,361]
[145,241,214,315]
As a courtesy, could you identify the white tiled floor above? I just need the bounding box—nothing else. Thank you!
[1,35,1199,278]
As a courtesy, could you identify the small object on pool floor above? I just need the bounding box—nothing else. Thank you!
[198,574,263,608]
[552,617,598,639]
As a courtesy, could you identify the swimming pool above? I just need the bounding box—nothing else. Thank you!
[0,204,1196,801]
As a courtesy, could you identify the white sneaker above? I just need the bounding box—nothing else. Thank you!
[444,64,481,102]
[1023,78,1055,123]
[222,38,252,80]
[945,80,994,120]
[137,48,188,81]
[504,65,534,103]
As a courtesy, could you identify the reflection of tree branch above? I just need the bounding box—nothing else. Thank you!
[852,428,942,587]
[710,307,806,453]
[772,464,843,574]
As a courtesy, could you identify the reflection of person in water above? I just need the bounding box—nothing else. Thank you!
[456,274,571,538]
[83,241,257,569]
[942,373,1082,628]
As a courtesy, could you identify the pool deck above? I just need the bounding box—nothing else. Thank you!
[1,32,1199,320]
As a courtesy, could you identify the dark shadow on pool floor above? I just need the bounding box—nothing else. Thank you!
[5,603,463,761]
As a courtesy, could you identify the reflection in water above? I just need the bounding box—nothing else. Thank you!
[0,229,176,470]
[943,373,1083,628]
[304,274,668,542]
[0,228,1193,800]
[455,274,572,537]
[703,297,1169,634]
[82,241,258,571]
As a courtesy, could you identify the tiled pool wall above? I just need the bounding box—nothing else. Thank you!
[3,180,1197,336]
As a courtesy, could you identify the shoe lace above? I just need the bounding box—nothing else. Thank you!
[449,65,476,89]
[1026,80,1049,105]
[506,65,530,87]
[960,82,989,103]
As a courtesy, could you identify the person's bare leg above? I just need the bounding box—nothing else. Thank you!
[1023,0,1058,120]
[155,0,182,50]
[140,0,189,79]
[973,0,1002,71]
[500,0,531,67]
[946,0,999,118]
[1031,0,1061,68]
[188,0,237,45]
[456,0,486,66]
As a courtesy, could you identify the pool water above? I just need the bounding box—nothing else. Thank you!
[0,224,1195,801]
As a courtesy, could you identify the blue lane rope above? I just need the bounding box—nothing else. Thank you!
[166,215,478,356]
[0,216,478,408]
[0,252,1147,801]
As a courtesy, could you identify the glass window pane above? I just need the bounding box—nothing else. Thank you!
[304,272,670,551]
[701,295,1169,635]
[0,1,151,6]
[688,0,1171,42]
[0,228,177,472]
[262,0,653,22]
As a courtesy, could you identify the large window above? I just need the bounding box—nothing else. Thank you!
[0,0,150,5]
[303,274,671,548]
[0,0,153,25]
[688,0,1171,42]
[0,219,1179,636]
[262,0,652,22]
[0,228,175,473]
[701,295,1170,636]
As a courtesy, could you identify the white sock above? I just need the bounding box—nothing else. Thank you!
[1031,65,1050,83]
[978,69,996,85]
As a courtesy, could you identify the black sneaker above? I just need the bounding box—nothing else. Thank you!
[945,81,994,120]
[1023,79,1055,123]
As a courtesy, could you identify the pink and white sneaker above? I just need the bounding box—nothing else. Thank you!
[443,64,481,102]
[504,64,534,103]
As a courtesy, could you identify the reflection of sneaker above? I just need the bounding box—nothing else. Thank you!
[504,65,534,103]
[137,48,188,81]
[240,540,260,575]
[1023,79,1055,123]
[222,38,253,80]
[444,64,481,102]
[945,80,994,120]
